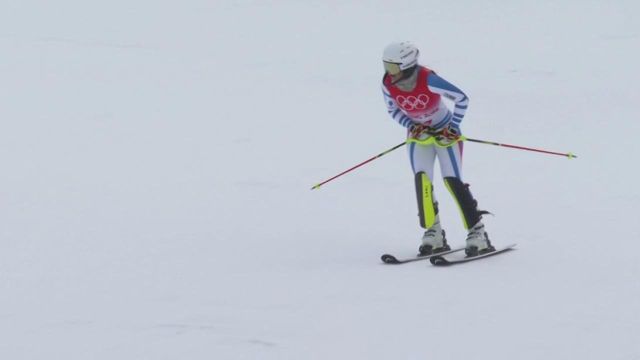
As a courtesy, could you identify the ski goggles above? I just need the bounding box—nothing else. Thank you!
[383,61,402,75]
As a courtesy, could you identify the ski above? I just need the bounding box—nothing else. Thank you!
[429,243,517,266]
[381,246,465,264]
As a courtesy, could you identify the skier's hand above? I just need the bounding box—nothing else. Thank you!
[436,124,461,146]
[441,123,461,140]
[409,123,433,140]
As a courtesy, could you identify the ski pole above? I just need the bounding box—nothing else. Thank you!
[462,137,577,159]
[310,141,407,190]
[310,135,576,190]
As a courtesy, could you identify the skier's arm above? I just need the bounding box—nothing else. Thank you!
[382,83,414,128]
[427,73,469,129]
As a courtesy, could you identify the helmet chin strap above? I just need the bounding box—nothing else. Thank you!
[390,65,418,85]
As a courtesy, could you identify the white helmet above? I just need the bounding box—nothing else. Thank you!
[382,42,419,75]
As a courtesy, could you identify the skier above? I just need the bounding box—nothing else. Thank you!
[381,42,494,257]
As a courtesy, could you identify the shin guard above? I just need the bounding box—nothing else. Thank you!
[443,177,489,230]
[415,172,438,229]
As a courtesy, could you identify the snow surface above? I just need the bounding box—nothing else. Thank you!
[1,1,639,359]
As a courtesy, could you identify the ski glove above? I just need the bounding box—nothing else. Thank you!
[441,123,461,140]
[409,123,437,140]
[436,123,462,146]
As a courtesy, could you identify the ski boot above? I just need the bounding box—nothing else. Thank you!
[464,221,495,257]
[418,218,451,256]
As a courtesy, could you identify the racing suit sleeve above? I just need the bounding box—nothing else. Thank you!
[426,73,469,129]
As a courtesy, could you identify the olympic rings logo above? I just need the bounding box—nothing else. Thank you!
[396,94,430,111]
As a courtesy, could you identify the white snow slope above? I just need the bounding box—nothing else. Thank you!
[1,1,639,359]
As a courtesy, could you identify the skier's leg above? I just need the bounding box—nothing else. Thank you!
[436,140,464,180]
[442,176,485,230]
[436,141,482,228]
[436,142,494,256]
[409,142,437,228]
[409,143,449,255]
[414,171,437,229]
